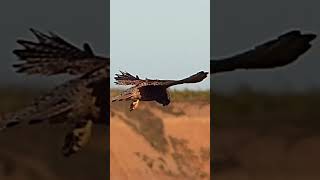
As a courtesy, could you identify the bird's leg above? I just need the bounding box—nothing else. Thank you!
[62,120,93,157]
[130,99,140,111]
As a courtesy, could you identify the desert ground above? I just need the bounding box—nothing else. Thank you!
[110,90,210,180]
[0,88,210,180]
[213,90,320,179]
[0,88,108,180]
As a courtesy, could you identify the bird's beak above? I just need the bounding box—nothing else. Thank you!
[304,33,317,41]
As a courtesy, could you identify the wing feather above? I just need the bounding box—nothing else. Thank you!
[111,87,136,102]
[114,71,207,87]
[114,71,142,85]
[13,28,108,76]
[211,30,317,74]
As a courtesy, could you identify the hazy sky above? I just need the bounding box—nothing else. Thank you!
[212,0,320,92]
[111,0,210,90]
[0,0,108,88]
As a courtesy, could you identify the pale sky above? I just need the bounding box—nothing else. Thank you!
[111,0,210,90]
[212,0,320,93]
[0,0,107,88]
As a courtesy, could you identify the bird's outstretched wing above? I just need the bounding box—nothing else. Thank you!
[211,30,317,74]
[114,71,208,88]
[13,28,109,76]
[114,71,142,85]
[111,87,136,102]
[0,78,96,130]
[114,71,173,87]
[161,71,209,87]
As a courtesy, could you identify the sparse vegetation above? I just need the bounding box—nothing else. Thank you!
[169,89,210,102]
[111,88,210,102]
[213,90,320,129]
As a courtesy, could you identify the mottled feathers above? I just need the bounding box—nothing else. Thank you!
[0,29,109,156]
[112,71,208,110]
[13,28,109,76]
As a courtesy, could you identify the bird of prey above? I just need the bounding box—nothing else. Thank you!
[111,71,208,111]
[211,30,317,74]
[0,29,109,156]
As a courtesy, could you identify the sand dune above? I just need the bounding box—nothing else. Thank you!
[111,101,210,180]
[0,125,107,180]
[213,92,320,179]
[213,127,320,179]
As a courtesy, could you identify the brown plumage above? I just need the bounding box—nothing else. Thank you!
[211,30,317,74]
[0,29,109,156]
[112,71,208,111]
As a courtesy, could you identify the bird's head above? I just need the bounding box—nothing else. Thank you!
[186,71,208,83]
[197,71,209,77]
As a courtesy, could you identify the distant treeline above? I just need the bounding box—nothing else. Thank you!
[212,90,320,128]
[111,88,210,102]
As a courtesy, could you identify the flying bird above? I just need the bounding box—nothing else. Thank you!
[111,71,208,111]
[211,30,317,74]
[0,29,109,156]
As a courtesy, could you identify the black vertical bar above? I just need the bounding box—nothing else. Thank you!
[106,0,110,179]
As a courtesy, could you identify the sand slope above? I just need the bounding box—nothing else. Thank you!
[111,101,210,180]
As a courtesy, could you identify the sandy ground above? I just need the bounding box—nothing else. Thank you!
[213,127,320,180]
[0,89,109,180]
[212,92,320,179]
[0,90,209,180]
[110,101,210,180]
[0,125,108,180]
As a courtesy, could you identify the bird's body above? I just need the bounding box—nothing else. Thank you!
[112,71,208,111]
[0,29,109,156]
[211,30,317,74]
